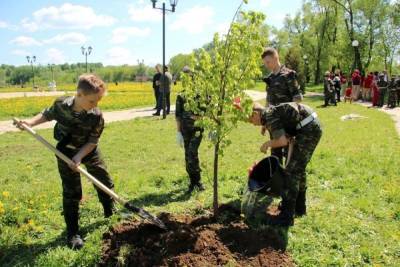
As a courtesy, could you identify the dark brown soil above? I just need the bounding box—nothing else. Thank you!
[100,204,294,267]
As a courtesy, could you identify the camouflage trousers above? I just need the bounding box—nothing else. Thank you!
[282,121,322,212]
[378,89,387,107]
[182,128,203,185]
[387,89,397,108]
[56,143,114,236]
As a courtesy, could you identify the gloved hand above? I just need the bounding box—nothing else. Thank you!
[176,132,184,147]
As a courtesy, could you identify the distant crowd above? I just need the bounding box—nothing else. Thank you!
[323,69,400,108]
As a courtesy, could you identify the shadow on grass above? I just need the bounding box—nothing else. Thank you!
[128,186,191,208]
[0,219,108,267]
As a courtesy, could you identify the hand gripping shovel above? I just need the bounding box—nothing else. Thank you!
[13,118,167,230]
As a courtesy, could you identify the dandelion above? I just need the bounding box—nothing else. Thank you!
[2,191,9,198]
[0,201,5,214]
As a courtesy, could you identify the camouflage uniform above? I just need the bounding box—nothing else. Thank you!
[263,65,303,164]
[261,103,322,223]
[42,96,114,237]
[323,78,336,106]
[387,78,398,108]
[175,93,203,186]
[377,79,388,107]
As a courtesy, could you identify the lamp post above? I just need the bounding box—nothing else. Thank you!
[137,59,145,82]
[303,55,309,84]
[81,46,93,73]
[26,56,36,91]
[48,63,56,91]
[351,40,359,71]
[151,0,178,119]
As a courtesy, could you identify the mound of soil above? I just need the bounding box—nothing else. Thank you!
[100,205,293,267]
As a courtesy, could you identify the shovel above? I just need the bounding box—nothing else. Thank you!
[13,118,167,230]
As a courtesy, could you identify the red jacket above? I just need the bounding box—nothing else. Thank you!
[364,74,374,88]
[352,72,361,85]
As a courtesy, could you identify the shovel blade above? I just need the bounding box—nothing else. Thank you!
[124,202,167,230]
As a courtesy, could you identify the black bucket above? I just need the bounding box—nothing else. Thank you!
[248,156,286,196]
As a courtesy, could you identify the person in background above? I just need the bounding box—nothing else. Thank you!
[351,69,361,101]
[323,71,336,107]
[371,73,380,107]
[363,72,374,102]
[152,65,162,110]
[344,81,353,103]
[153,66,173,116]
[333,72,342,102]
[377,73,388,108]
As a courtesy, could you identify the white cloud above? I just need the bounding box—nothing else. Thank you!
[128,2,161,22]
[43,32,88,45]
[10,36,42,46]
[11,49,31,56]
[170,5,214,34]
[103,47,136,66]
[21,3,116,32]
[110,27,151,44]
[216,22,231,36]
[0,21,8,28]
[260,0,271,7]
[46,48,67,64]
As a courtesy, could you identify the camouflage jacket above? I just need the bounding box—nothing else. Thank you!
[263,65,303,106]
[377,80,388,90]
[261,102,318,139]
[41,96,104,148]
[175,92,204,132]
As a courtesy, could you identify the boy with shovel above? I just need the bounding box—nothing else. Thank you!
[15,74,114,249]
[247,102,322,226]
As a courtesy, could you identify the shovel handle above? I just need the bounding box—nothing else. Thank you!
[12,117,126,206]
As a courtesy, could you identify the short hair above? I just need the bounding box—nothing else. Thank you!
[77,74,106,95]
[261,47,278,59]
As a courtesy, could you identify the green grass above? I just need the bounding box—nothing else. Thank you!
[0,96,399,266]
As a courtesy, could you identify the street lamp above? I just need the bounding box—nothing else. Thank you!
[137,59,145,82]
[48,64,56,91]
[81,46,93,73]
[151,0,178,119]
[352,40,359,71]
[303,55,310,84]
[26,56,36,91]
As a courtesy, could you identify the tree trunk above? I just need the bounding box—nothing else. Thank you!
[213,141,220,217]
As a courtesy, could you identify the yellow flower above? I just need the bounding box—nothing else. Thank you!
[0,201,4,214]
[2,191,9,198]
[27,219,35,226]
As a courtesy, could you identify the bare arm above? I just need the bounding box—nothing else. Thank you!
[16,113,49,129]
[69,143,97,171]
[260,135,289,153]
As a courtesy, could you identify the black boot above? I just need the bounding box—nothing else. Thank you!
[295,191,307,217]
[186,183,196,194]
[196,182,205,191]
[103,201,115,218]
[269,199,294,226]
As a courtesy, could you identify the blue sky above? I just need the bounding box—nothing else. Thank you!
[0,0,303,66]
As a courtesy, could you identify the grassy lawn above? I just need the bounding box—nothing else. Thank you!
[0,96,399,266]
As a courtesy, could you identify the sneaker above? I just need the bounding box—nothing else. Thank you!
[68,234,84,250]
[152,112,160,116]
